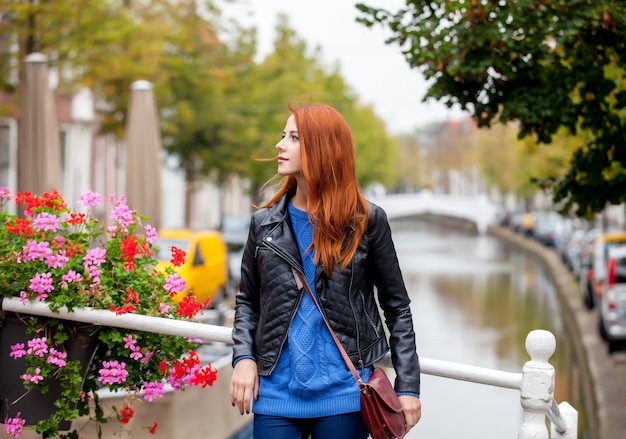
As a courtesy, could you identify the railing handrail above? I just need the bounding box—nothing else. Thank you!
[1,297,233,344]
[1,297,577,438]
[376,354,522,390]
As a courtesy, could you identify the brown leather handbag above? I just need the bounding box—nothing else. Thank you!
[293,269,406,439]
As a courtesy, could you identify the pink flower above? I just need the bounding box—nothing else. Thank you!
[141,351,153,364]
[130,347,143,361]
[3,413,25,438]
[29,272,54,295]
[109,195,133,230]
[145,225,158,244]
[46,250,69,269]
[21,367,44,384]
[142,381,166,402]
[9,343,26,359]
[98,360,129,385]
[123,334,137,350]
[83,247,106,267]
[77,190,102,209]
[22,240,53,262]
[61,269,82,283]
[0,186,12,201]
[26,337,48,357]
[32,212,60,232]
[47,349,68,367]
[164,273,187,294]
[86,265,101,284]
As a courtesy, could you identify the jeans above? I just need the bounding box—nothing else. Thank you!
[253,412,369,439]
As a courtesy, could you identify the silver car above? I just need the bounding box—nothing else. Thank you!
[598,245,626,353]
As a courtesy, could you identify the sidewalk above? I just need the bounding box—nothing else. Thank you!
[490,226,626,439]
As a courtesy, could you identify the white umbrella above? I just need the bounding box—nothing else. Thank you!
[125,80,163,229]
[17,53,62,196]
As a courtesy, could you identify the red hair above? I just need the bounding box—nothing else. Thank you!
[263,104,368,275]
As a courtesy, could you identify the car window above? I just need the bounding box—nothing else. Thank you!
[615,257,626,283]
[192,242,204,266]
[156,239,189,261]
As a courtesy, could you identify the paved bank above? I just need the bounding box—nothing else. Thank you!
[489,226,626,439]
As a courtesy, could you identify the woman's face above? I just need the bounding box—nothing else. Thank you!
[276,114,302,177]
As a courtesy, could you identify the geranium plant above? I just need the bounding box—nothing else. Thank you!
[0,188,217,438]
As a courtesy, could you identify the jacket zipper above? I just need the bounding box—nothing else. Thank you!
[347,261,365,372]
[359,291,381,338]
[258,240,304,375]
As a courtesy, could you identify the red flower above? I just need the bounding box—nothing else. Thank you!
[192,364,218,388]
[5,218,33,237]
[170,246,186,267]
[149,421,158,434]
[125,288,139,305]
[121,235,139,268]
[119,403,135,424]
[110,303,136,315]
[16,190,67,213]
[176,296,205,318]
[65,242,84,257]
[67,212,86,225]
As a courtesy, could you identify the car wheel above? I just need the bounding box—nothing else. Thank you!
[608,339,622,354]
[584,286,595,310]
[209,286,227,310]
[599,317,609,342]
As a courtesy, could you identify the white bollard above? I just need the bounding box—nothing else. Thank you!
[518,330,556,439]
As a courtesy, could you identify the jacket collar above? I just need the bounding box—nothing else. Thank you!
[260,193,291,227]
[259,194,303,270]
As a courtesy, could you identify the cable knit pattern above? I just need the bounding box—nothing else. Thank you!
[252,202,365,417]
[288,204,320,399]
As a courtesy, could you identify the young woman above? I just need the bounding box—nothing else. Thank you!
[230,104,421,438]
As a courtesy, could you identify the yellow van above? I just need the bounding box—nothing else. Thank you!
[155,229,228,307]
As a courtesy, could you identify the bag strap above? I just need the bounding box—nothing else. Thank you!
[292,268,364,387]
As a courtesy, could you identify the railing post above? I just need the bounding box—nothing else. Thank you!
[550,402,578,439]
[518,330,556,439]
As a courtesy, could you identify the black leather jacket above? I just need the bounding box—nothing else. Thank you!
[232,194,420,394]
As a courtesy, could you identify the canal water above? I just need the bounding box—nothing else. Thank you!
[392,219,587,439]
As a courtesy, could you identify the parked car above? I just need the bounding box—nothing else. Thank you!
[509,211,534,236]
[533,211,565,247]
[598,245,626,353]
[156,229,229,307]
[577,228,601,309]
[561,228,586,275]
[219,214,251,293]
[591,231,626,308]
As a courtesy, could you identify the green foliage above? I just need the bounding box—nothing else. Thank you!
[226,14,401,200]
[357,0,626,218]
[1,1,403,210]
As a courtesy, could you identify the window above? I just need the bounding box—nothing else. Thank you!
[0,123,9,187]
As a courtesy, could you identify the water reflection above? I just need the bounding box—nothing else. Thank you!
[391,219,586,439]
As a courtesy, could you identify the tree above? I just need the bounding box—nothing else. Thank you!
[236,14,402,201]
[1,2,404,211]
[356,0,626,218]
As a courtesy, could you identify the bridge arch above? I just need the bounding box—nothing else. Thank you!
[369,191,499,235]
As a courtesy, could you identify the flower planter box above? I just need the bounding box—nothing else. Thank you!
[0,310,99,431]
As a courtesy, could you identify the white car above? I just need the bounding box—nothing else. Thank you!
[598,245,626,353]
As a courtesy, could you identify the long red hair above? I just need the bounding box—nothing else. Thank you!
[263,104,369,275]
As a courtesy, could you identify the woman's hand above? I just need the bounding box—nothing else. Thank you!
[399,394,422,436]
[229,358,259,415]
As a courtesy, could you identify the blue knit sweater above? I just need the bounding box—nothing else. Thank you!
[252,202,371,417]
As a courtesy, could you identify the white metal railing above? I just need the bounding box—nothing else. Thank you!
[2,297,578,438]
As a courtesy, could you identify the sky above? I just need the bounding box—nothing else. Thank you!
[218,0,468,135]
